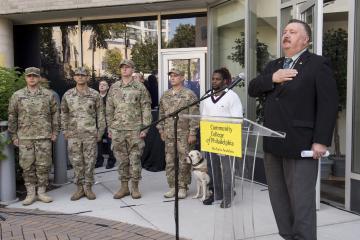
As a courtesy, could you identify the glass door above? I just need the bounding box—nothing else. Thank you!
[160,49,206,99]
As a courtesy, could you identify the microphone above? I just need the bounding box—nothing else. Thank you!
[225,73,245,91]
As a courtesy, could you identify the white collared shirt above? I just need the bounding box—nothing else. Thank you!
[286,48,308,69]
[201,90,243,118]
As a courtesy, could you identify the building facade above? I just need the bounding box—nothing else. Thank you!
[0,0,359,213]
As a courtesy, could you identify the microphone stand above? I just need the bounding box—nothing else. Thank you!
[141,79,243,240]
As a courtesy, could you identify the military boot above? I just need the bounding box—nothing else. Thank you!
[22,185,36,206]
[70,185,85,201]
[113,181,130,199]
[178,188,187,199]
[37,186,53,203]
[84,184,96,200]
[164,188,175,198]
[131,181,141,199]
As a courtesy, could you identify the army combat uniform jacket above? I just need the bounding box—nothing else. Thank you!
[8,86,60,140]
[106,79,152,133]
[61,87,105,139]
[157,87,199,138]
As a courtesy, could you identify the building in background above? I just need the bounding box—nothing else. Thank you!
[0,0,359,214]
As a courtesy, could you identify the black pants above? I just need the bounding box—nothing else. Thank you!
[96,133,116,165]
[207,153,234,203]
[264,153,318,240]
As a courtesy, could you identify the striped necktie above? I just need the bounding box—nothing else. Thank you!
[283,58,293,69]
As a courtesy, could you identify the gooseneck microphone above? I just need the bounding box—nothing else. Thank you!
[225,73,245,92]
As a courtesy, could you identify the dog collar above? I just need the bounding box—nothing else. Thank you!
[192,157,205,167]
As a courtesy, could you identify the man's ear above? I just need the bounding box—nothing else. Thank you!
[303,35,310,45]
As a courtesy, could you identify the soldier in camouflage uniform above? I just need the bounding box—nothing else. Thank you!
[107,59,152,199]
[61,67,105,201]
[8,67,60,206]
[157,69,199,199]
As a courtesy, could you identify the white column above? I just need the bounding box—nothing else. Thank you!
[0,18,13,67]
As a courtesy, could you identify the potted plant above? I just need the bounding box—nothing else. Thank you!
[0,66,25,203]
[322,28,348,177]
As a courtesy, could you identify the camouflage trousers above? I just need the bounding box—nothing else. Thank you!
[164,135,192,189]
[112,131,144,182]
[68,137,97,185]
[18,139,52,187]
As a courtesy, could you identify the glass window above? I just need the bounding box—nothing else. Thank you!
[39,25,79,97]
[81,20,158,88]
[210,0,246,84]
[353,0,360,173]
[323,0,349,159]
[161,14,207,48]
[211,0,277,121]
[250,0,278,122]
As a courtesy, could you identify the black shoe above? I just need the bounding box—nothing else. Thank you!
[220,200,231,208]
[105,161,115,169]
[95,161,103,168]
[203,194,214,205]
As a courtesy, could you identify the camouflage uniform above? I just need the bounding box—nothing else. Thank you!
[61,87,105,186]
[157,87,199,189]
[8,86,60,188]
[106,79,152,182]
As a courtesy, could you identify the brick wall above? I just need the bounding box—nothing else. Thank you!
[0,0,173,15]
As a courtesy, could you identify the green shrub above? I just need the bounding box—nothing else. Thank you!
[0,67,26,160]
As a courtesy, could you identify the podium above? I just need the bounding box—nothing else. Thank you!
[182,115,286,240]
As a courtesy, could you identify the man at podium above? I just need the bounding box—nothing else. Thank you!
[249,19,338,240]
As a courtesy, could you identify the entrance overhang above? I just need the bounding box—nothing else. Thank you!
[1,0,225,25]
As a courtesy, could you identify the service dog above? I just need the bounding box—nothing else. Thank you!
[186,150,211,201]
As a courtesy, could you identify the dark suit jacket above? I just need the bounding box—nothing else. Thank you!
[248,50,338,158]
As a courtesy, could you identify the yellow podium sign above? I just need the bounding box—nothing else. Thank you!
[200,120,242,157]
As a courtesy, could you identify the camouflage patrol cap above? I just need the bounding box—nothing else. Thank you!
[168,68,184,76]
[25,67,40,76]
[74,67,89,76]
[120,59,135,68]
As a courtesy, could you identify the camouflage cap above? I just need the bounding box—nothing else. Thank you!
[120,59,135,68]
[74,67,89,76]
[25,67,40,76]
[168,68,184,76]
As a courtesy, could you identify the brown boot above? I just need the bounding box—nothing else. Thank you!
[131,181,141,199]
[84,184,96,200]
[22,185,36,206]
[70,185,85,201]
[113,181,130,199]
[37,186,53,203]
